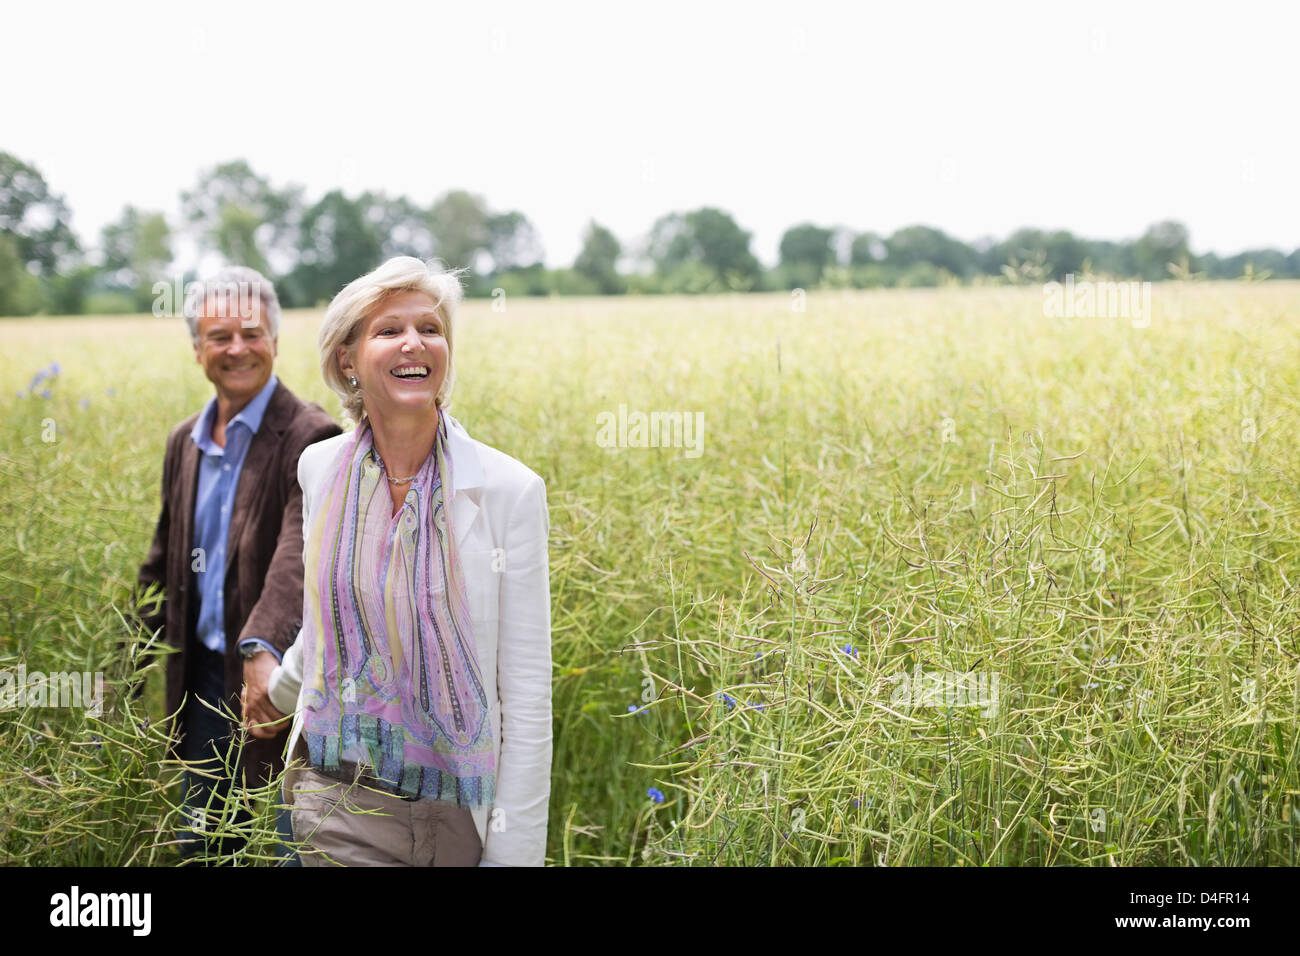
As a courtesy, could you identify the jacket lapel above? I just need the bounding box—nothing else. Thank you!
[445,413,484,550]
[178,430,201,537]
[176,427,201,628]
[225,383,290,575]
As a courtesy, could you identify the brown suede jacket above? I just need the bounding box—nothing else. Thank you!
[135,379,341,785]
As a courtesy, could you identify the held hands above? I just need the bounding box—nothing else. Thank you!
[241,651,290,740]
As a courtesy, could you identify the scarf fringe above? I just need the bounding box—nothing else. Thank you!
[306,714,495,807]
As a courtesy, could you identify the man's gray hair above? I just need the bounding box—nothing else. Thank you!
[182,266,282,343]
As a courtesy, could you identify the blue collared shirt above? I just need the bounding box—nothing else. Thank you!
[190,373,281,659]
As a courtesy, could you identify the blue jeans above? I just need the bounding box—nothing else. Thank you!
[276,786,301,866]
[177,644,247,864]
[177,643,301,865]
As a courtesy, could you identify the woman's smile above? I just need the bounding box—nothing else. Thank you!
[391,363,431,381]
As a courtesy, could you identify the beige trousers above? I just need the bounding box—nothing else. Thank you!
[288,766,483,867]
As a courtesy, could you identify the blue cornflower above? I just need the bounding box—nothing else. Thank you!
[717,693,735,710]
[851,797,860,808]
[746,700,767,711]
[49,362,60,376]
[39,389,51,399]
[78,397,90,410]
[842,644,858,658]
[105,387,115,397]
[647,787,664,803]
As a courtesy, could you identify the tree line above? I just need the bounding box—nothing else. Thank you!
[2,151,1297,316]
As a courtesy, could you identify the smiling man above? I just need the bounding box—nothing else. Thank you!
[134,266,340,863]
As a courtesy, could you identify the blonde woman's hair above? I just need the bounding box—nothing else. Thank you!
[318,256,466,424]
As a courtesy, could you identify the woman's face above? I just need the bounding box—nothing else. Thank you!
[340,289,449,422]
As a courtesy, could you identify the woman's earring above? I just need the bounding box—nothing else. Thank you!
[348,375,358,388]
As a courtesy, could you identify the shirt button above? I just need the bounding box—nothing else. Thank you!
[223,464,231,472]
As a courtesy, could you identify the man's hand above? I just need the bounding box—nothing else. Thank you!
[241,651,289,740]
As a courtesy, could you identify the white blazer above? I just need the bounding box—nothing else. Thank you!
[267,412,552,866]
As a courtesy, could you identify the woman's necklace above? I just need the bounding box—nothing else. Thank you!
[373,453,417,484]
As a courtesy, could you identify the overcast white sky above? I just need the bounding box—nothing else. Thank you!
[4,0,1298,269]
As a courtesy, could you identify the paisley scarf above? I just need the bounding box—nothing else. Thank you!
[298,410,494,806]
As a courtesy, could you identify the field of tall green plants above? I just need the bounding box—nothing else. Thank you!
[2,281,1298,865]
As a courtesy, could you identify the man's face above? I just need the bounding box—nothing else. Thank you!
[193,295,278,405]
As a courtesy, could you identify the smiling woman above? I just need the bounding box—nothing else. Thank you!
[337,288,450,510]
[316,259,461,424]
[257,256,554,867]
